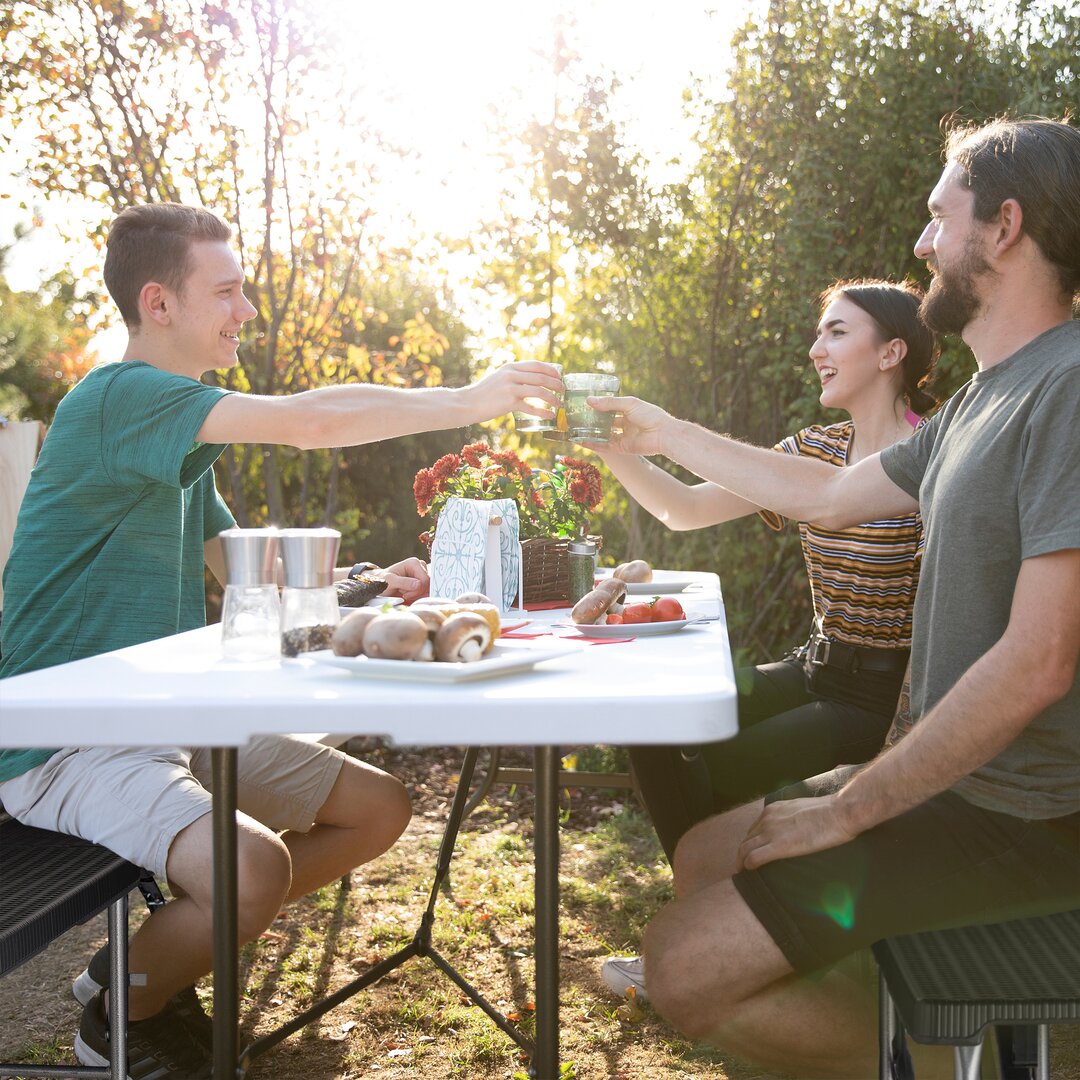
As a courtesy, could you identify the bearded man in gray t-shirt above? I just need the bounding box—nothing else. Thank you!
[592,117,1080,1078]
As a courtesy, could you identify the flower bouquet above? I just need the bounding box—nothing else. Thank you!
[414,442,604,602]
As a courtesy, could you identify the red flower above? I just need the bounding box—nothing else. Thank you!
[413,438,603,538]
[569,476,589,506]
[413,468,437,513]
[461,442,488,468]
[431,453,460,484]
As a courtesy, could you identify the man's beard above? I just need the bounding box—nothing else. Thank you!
[920,239,995,336]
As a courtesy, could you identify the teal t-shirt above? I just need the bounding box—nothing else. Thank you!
[0,361,235,781]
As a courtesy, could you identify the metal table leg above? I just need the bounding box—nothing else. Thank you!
[532,745,560,1079]
[211,747,239,1080]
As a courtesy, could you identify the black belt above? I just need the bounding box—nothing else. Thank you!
[804,633,909,676]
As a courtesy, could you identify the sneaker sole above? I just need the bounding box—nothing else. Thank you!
[73,968,102,1008]
[74,1032,130,1077]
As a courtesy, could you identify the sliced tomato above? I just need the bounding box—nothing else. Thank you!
[652,597,686,622]
[605,613,624,624]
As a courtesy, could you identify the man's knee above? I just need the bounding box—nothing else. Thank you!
[644,879,791,1043]
[165,812,292,938]
[643,898,740,1038]
[672,799,762,897]
[235,822,292,940]
[372,771,412,849]
[325,759,412,857]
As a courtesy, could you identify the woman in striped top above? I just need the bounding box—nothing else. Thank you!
[607,279,939,852]
[598,279,938,1000]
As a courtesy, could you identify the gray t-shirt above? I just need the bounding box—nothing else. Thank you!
[881,320,1080,819]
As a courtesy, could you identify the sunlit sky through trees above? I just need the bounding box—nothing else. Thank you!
[0,1,745,290]
[0,0,1024,357]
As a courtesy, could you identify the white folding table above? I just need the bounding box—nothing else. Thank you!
[0,570,737,1079]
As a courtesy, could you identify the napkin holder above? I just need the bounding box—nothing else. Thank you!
[429,497,521,612]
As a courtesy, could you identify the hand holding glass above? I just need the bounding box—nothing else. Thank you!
[513,362,563,432]
[563,373,620,443]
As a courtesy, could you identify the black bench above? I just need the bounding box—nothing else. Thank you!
[0,812,143,1079]
[874,908,1080,1080]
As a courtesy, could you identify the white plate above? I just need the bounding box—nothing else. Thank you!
[594,571,699,595]
[307,642,576,682]
[338,597,403,618]
[621,579,700,595]
[556,618,699,638]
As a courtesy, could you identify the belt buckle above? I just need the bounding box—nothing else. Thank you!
[808,636,831,668]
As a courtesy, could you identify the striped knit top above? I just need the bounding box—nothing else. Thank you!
[759,420,924,649]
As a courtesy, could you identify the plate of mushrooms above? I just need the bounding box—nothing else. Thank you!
[307,597,574,681]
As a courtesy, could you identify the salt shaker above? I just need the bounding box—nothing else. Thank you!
[567,539,598,604]
[278,528,341,656]
[219,528,281,661]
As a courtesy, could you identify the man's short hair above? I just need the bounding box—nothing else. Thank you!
[945,117,1080,302]
[104,203,232,328]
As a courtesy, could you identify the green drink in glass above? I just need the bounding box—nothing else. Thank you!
[563,373,620,443]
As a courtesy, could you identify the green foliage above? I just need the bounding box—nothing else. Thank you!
[0,257,97,422]
[5,0,1079,646]
[1,0,473,561]
[526,0,1080,659]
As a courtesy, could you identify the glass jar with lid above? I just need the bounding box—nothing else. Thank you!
[278,528,341,656]
[219,528,281,661]
[567,539,598,604]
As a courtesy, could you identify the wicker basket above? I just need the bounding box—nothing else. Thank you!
[520,534,602,605]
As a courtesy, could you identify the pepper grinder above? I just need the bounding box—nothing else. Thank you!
[219,528,281,661]
[278,528,341,656]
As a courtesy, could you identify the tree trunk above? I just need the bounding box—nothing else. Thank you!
[220,447,249,527]
[261,446,286,525]
[324,447,341,524]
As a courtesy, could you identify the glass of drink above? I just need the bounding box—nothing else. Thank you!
[562,373,620,443]
[513,362,562,433]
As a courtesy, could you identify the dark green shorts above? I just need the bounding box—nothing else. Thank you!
[732,767,1080,974]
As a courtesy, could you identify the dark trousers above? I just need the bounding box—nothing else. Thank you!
[630,658,902,862]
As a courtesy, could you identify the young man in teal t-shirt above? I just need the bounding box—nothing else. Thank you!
[0,203,564,1077]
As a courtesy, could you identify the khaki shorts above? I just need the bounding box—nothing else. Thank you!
[0,736,344,878]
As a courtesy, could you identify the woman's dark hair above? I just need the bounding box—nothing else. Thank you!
[819,279,940,415]
[945,116,1080,303]
[104,203,232,328]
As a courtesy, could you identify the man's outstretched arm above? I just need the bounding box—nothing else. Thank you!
[590,395,918,529]
[196,361,563,450]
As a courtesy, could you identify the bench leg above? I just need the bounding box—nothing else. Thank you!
[108,892,129,1079]
[954,1040,983,1080]
[878,970,914,1080]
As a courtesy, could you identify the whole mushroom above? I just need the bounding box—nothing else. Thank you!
[433,612,493,663]
[613,559,653,583]
[331,608,382,656]
[455,591,493,604]
[571,577,628,624]
[362,611,431,661]
[411,607,448,662]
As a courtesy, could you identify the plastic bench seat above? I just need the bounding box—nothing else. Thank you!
[874,908,1080,1080]
[0,814,143,1078]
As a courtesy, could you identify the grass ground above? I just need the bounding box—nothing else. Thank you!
[3,742,1079,1079]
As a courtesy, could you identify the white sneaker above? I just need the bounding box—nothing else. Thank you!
[601,954,648,1002]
